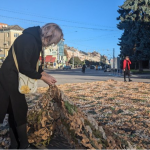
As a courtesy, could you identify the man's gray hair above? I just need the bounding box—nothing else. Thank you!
[41,23,63,45]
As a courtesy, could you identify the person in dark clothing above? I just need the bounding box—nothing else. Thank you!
[82,64,86,73]
[0,23,63,149]
[123,56,132,82]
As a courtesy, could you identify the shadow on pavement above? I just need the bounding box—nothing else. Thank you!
[47,134,73,149]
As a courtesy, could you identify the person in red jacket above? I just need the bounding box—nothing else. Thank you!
[123,56,132,82]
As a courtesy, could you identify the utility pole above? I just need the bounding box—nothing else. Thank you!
[100,55,102,66]
[113,48,115,74]
[73,51,74,68]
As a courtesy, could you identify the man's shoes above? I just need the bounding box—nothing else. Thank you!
[124,80,127,82]
[129,79,132,82]
[26,144,38,149]
[8,146,19,150]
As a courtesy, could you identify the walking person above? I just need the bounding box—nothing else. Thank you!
[123,56,132,82]
[0,23,63,149]
[82,64,86,73]
[95,65,98,70]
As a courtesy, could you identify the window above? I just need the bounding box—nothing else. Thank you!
[7,41,10,46]
[7,33,9,37]
[14,33,19,37]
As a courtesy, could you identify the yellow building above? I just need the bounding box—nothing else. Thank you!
[0,25,23,59]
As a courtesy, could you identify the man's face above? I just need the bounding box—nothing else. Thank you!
[41,27,54,47]
[41,24,63,48]
[126,57,129,60]
[42,36,53,47]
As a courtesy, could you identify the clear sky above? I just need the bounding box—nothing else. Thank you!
[0,0,124,59]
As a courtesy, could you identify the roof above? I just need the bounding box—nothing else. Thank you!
[80,50,88,55]
[0,25,24,31]
[0,23,8,29]
[0,23,8,25]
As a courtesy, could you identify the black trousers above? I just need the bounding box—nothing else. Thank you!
[7,99,20,148]
[82,68,85,73]
[7,99,28,149]
[124,69,130,80]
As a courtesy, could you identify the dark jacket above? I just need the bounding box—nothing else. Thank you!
[0,26,43,126]
[82,64,86,69]
[123,59,131,70]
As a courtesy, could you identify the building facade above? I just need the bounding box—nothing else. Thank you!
[0,25,23,59]
[42,40,67,68]
[64,45,101,63]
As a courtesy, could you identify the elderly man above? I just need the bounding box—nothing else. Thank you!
[0,23,63,149]
[123,56,132,82]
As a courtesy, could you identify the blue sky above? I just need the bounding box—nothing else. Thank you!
[0,0,124,59]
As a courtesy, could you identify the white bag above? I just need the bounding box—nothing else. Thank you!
[12,44,38,94]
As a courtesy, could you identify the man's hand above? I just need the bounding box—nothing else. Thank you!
[123,69,125,71]
[41,71,49,77]
[41,72,57,85]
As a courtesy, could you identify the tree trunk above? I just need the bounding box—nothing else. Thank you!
[139,60,143,72]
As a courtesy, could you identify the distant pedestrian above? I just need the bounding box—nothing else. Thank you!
[82,64,86,73]
[96,65,98,70]
[0,23,63,149]
[123,56,132,82]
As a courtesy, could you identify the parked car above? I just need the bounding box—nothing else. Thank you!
[98,66,102,70]
[104,68,111,72]
[90,65,95,69]
[63,66,71,70]
[59,65,63,69]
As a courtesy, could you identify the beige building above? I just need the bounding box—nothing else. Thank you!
[87,51,101,62]
[0,25,23,59]
[65,45,101,62]
[64,45,79,61]
[43,44,67,68]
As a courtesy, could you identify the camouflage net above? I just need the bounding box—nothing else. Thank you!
[0,83,136,149]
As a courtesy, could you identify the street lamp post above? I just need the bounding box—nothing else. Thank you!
[113,48,115,75]
[72,51,74,68]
